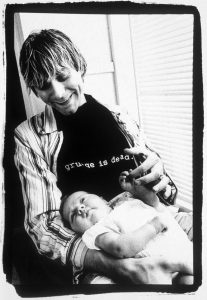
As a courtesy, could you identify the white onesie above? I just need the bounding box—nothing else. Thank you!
[82,199,192,260]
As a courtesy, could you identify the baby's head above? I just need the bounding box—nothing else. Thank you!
[60,191,111,234]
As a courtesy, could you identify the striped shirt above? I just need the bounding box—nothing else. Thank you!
[14,101,177,283]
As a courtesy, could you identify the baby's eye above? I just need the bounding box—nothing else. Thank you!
[80,197,85,204]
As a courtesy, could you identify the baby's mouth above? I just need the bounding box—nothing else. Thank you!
[85,208,90,216]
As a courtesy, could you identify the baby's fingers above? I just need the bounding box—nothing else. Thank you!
[120,170,130,177]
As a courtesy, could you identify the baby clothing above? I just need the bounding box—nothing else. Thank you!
[82,198,192,260]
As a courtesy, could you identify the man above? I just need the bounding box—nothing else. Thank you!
[14,29,189,284]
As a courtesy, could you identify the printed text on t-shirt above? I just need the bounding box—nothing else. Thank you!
[65,154,134,171]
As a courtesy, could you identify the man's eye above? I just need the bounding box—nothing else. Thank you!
[39,82,51,90]
[56,75,68,82]
[56,71,70,82]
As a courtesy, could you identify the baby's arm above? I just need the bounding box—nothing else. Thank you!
[95,216,167,259]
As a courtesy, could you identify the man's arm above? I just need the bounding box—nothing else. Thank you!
[14,123,87,269]
[94,216,166,259]
[84,247,174,284]
[14,120,170,285]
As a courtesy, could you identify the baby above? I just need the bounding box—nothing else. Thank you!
[60,171,193,284]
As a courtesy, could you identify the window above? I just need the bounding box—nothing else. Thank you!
[130,14,193,210]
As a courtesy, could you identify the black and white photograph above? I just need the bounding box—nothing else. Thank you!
[0,0,205,298]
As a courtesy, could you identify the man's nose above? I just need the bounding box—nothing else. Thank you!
[50,80,65,99]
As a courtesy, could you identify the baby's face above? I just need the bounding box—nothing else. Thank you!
[63,191,110,234]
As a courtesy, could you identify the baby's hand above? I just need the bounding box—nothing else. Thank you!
[119,170,159,208]
[149,215,168,234]
[119,171,135,193]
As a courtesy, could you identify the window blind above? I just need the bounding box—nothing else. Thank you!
[129,15,193,208]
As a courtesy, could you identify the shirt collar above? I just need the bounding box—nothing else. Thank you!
[39,95,97,134]
[40,105,58,134]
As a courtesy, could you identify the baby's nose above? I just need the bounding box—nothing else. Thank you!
[77,204,86,216]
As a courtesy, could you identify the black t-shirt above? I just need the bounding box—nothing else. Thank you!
[54,95,136,201]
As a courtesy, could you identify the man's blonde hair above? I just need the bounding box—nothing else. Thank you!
[19,29,87,94]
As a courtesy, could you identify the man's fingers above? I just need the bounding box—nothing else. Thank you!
[134,172,159,186]
[152,175,170,193]
[163,184,172,199]
[134,174,170,194]
[129,153,160,178]
[124,146,149,157]
[124,147,170,195]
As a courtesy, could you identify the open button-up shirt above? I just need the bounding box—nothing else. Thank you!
[14,99,177,283]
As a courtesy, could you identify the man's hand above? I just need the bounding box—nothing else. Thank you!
[124,147,171,198]
[84,249,172,284]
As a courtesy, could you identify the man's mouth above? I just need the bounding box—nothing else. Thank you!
[55,93,74,106]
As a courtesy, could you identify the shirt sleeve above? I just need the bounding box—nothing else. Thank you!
[82,224,109,250]
[82,217,121,250]
[14,122,88,273]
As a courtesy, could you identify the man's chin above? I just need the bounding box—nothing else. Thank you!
[56,105,78,116]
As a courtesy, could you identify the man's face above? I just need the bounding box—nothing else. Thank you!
[63,191,110,234]
[34,67,86,115]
